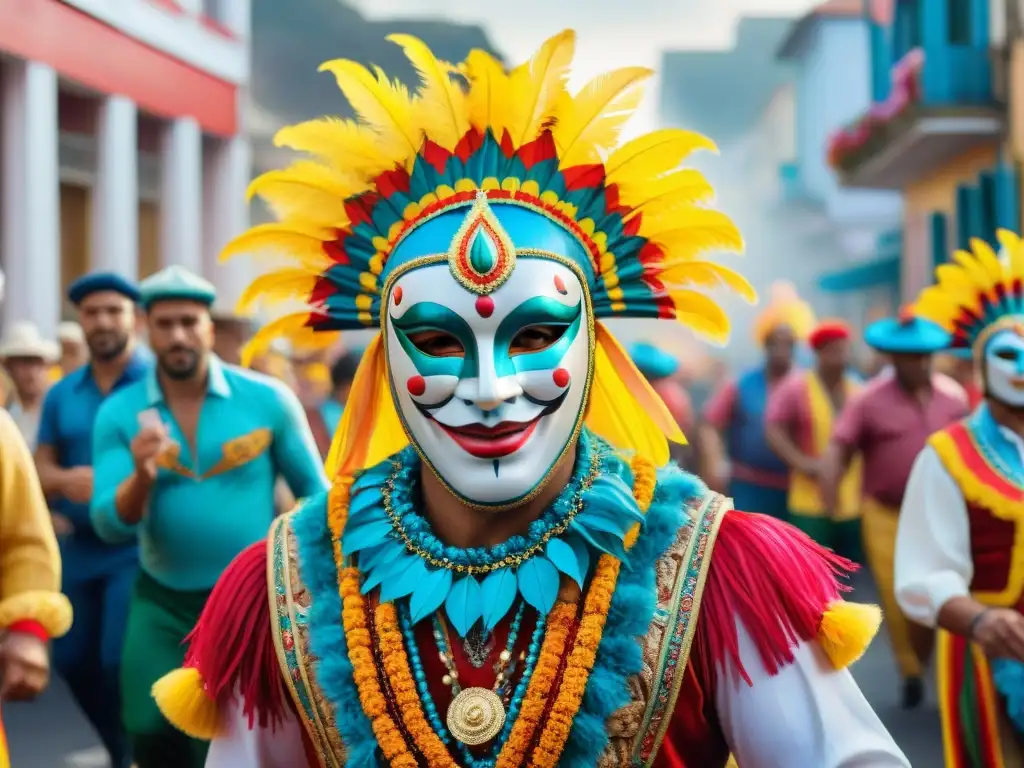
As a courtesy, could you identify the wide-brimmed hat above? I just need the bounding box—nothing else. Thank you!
[0,321,60,362]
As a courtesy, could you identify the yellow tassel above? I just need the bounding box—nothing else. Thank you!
[151,667,221,740]
[817,601,882,670]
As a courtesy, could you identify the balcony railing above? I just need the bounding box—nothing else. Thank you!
[827,43,996,175]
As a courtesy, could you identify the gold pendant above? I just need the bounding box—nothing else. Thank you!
[446,686,506,746]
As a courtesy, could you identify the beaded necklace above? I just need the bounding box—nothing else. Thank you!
[399,600,548,767]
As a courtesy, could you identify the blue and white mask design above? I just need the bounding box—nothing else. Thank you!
[384,255,593,507]
[984,324,1024,408]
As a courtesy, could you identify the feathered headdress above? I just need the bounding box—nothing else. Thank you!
[752,281,816,344]
[913,230,1024,354]
[224,31,754,473]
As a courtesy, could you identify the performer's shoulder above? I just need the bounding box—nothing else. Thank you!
[695,508,880,686]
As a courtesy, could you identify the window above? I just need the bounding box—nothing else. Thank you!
[948,0,972,45]
[894,0,922,58]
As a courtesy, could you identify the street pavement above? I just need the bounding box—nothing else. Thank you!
[6,572,944,767]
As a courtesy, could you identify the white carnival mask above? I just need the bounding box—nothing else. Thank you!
[984,324,1024,407]
[383,197,594,507]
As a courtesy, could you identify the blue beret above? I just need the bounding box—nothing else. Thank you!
[864,316,952,354]
[139,266,216,310]
[629,341,680,380]
[67,272,141,304]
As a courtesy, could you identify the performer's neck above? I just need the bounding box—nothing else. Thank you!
[419,445,578,550]
[988,398,1024,439]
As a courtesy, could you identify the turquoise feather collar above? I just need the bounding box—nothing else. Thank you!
[342,430,644,636]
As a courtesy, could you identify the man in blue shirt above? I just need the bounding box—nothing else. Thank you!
[35,272,151,768]
[89,265,328,768]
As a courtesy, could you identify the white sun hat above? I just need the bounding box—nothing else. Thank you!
[0,321,60,362]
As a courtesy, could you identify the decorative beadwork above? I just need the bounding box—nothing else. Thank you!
[448,191,517,295]
[377,438,603,574]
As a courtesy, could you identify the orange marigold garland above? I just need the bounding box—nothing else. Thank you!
[494,601,578,768]
[331,479,418,768]
[531,554,621,767]
[375,601,458,766]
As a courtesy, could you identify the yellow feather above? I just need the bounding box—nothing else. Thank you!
[605,128,717,185]
[619,170,715,213]
[553,66,652,168]
[236,268,319,313]
[463,49,511,135]
[505,29,576,146]
[997,228,1022,254]
[666,288,731,343]
[273,117,391,180]
[318,59,421,158]
[247,162,354,225]
[970,237,1006,282]
[661,261,757,304]
[219,222,333,270]
[952,249,995,289]
[651,209,745,263]
[388,34,469,150]
[240,312,338,368]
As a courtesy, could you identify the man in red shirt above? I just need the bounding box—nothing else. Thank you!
[821,313,968,709]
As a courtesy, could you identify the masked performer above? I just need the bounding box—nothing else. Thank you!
[896,231,1024,767]
[152,31,907,767]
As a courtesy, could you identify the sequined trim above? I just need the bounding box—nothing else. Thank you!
[268,514,346,767]
[632,492,728,767]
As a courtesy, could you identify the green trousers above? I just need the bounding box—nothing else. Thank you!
[121,571,211,768]
[789,513,864,564]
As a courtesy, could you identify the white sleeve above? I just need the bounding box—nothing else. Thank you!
[716,621,909,767]
[205,693,306,768]
[894,445,973,627]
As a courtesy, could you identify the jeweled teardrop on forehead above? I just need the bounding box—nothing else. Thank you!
[448,192,517,296]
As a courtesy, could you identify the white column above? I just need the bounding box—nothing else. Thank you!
[203,134,252,312]
[1,60,60,338]
[91,95,138,279]
[159,117,203,272]
[221,0,252,39]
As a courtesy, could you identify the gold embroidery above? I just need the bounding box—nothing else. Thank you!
[204,428,273,478]
[598,492,727,767]
[155,443,195,478]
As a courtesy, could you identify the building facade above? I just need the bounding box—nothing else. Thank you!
[0,0,254,337]
[777,0,904,326]
[828,0,1018,300]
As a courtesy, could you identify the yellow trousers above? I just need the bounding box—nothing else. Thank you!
[861,497,933,679]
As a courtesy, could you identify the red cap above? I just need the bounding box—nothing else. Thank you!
[808,319,851,350]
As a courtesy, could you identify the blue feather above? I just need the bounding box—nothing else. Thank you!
[517,557,560,615]
[546,538,584,588]
[347,487,385,521]
[379,557,429,602]
[563,532,591,582]
[409,567,454,624]
[584,477,645,523]
[341,520,393,556]
[358,541,403,573]
[569,520,629,563]
[575,512,632,538]
[480,568,518,631]
[445,576,483,637]
[361,551,417,595]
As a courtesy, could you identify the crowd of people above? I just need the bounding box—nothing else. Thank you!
[1,27,1024,768]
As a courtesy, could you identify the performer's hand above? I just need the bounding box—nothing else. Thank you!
[131,425,167,481]
[972,608,1024,661]
[50,513,74,536]
[61,466,93,503]
[0,631,50,701]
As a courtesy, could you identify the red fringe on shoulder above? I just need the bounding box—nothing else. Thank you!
[695,511,855,687]
[183,541,286,729]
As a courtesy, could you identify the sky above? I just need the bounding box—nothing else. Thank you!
[346,0,822,135]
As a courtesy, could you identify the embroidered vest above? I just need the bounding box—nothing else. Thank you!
[266,477,728,767]
[727,368,787,475]
[929,422,1024,609]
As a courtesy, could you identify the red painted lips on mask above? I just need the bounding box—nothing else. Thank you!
[438,418,541,459]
